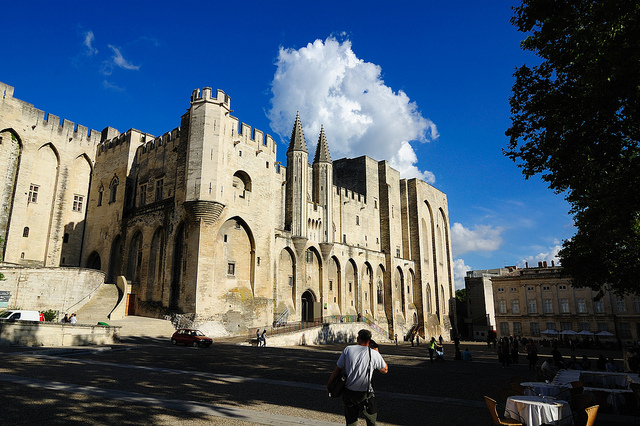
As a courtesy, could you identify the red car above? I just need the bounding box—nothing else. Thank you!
[171,329,212,347]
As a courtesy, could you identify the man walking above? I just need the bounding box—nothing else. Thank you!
[327,329,388,426]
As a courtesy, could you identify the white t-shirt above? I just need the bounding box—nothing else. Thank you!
[337,344,386,392]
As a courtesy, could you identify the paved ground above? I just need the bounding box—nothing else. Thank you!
[0,337,638,425]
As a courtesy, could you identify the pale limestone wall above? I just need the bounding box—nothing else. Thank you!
[0,82,100,267]
[0,265,105,314]
[0,82,456,341]
[245,322,390,347]
[0,320,119,346]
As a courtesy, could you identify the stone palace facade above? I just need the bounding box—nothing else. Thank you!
[0,81,455,338]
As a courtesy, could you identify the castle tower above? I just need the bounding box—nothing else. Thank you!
[285,113,309,237]
[183,88,229,224]
[313,125,333,243]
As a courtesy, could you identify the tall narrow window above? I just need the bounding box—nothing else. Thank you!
[109,176,119,203]
[28,184,39,203]
[139,184,147,206]
[155,179,164,201]
[97,185,103,206]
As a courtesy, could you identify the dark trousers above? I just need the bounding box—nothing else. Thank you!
[343,388,377,426]
[429,348,434,362]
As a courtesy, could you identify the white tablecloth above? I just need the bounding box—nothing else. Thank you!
[505,395,571,426]
[521,382,570,397]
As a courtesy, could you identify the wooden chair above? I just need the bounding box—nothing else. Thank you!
[542,404,598,426]
[484,396,524,426]
[584,405,599,426]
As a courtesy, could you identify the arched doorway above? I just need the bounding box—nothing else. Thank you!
[301,290,317,322]
[170,223,186,309]
[86,251,101,270]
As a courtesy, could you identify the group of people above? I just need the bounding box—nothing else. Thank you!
[255,329,267,347]
[60,313,77,324]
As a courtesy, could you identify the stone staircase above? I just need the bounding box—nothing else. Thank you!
[73,283,175,340]
[75,283,120,324]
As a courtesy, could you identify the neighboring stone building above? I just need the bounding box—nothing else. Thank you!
[0,81,455,338]
[468,263,640,345]
[464,267,516,340]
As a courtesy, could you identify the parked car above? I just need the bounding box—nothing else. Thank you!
[0,310,44,321]
[171,329,212,347]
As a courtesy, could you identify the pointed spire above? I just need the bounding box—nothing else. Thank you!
[287,112,308,154]
[313,125,332,164]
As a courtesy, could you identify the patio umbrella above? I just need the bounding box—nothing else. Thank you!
[541,329,558,335]
[559,330,578,335]
[596,331,615,337]
[578,330,594,335]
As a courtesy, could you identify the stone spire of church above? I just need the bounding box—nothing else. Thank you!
[313,125,332,164]
[287,112,308,153]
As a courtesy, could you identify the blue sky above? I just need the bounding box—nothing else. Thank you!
[1,1,574,289]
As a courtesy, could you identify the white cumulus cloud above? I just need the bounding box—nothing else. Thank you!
[268,37,437,181]
[453,258,472,290]
[518,244,562,268]
[451,222,504,256]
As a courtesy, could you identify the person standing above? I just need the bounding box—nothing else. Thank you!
[69,313,77,325]
[327,329,388,426]
[428,337,437,363]
[256,329,262,347]
[261,329,267,347]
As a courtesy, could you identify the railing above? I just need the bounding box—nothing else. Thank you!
[249,315,389,340]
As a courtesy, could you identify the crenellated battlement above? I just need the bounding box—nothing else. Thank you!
[335,185,367,207]
[0,81,101,146]
[190,87,230,107]
[234,122,277,156]
[138,127,181,156]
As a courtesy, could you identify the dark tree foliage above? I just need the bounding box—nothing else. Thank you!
[455,288,467,303]
[505,1,640,296]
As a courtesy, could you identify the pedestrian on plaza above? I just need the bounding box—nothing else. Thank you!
[499,339,510,368]
[394,334,398,346]
[261,329,267,347]
[69,313,77,325]
[327,329,388,426]
[527,346,538,371]
[428,337,436,363]
[596,354,607,371]
[461,348,472,362]
[416,334,419,346]
[486,334,492,347]
[410,333,414,347]
[256,329,262,347]
[61,313,69,323]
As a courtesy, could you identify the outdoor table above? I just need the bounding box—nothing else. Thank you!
[521,382,570,397]
[505,395,571,426]
[553,370,640,414]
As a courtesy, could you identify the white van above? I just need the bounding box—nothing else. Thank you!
[0,310,44,321]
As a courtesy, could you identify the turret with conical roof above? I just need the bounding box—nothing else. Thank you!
[313,125,333,243]
[313,125,332,164]
[287,112,308,154]
[285,113,309,237]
